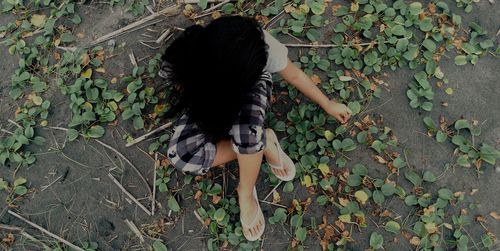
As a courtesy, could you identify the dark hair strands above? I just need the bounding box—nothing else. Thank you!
[161,16,268,142]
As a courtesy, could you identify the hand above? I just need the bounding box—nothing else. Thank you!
[322,100,352,124]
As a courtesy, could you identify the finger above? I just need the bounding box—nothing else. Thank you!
[344,112,351,121]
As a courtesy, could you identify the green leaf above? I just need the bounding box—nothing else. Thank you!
[405,195,418,206]
[454,119,470,130]
[14,177,27,186]
[67,129,79,141]
[423,171,437,182]
[71,14,82,24]
[403,44,419,61]
[369,232,384,249]
[306,29,321,42]
[436,131,447,143]
[168,196,180,212]
[214,208,226,222]
[454,55,467,65]
[283,181,294,192]
[405,171,422,187]
[133,116,144,130]
[384,221,400,234]
[152,240,168,251]
[309,1,325,15]
[87,125,105,138]
[381,183,395,196]
[197,0,208,9]
[423,117,437,130]
[438,188,453,200]
[419,18,433,32]
[372,190,385,205]
[295,227,307,242]
[15,186,28,195]
[390,25,405,36]
[408,2,422,15]
[60,32,75,43]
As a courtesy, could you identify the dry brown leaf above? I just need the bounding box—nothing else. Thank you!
[272,190,281,204]
[410,236,421,246]
[194,190,203,201]
[212,195,221,204]
[311,74,322,85]
[95,67,106,73]
[373,155,387,164]
[490,211,500,220]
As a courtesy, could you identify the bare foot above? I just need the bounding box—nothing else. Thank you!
[238,189,264,240]
[264,129,291,177]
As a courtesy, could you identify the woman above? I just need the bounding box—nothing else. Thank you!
[159,16,351,241]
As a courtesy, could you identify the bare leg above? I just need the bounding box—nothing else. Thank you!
[209,139,266,239]
[236,151,264,238]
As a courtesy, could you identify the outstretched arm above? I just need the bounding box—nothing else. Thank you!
[277,58,352,123]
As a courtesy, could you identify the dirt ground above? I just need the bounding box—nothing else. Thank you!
[1,0,499,250]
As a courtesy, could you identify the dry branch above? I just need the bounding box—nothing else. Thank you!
[108,173,152,216]
[125,121,173,147]
[155,28,172,44]
[151,152,158,215]
[89,5,179,46]
[7,210,85,251]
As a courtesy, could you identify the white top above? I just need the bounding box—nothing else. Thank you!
[263,30,289,73]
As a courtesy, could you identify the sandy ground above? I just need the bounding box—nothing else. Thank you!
[1,0,499,250]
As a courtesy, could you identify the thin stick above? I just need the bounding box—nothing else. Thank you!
[259,199,287,208]
[124,219,145,243]
[89,5,179,46]
[108,173,152,216]
[182,0,228,3]
[129,51,137,67]
[151,153,158,215]
[125,122,173,147]
[263,181,283,201]
[155,28,172,44]
[193,210,205,226]
[1,129,13,135]
[284,41,392,48]
[202,0,229,13]
[21,231,51,249]
[7,119,22,128]
[40,175,62,191]
[94,139,152,196]
[7,210,85,251]
[0,224,22,231]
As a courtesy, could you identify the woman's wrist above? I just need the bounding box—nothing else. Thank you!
[319,97,334,109]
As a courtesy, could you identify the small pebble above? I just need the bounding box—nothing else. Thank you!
[496,166,500,173]
[107,39,116,48]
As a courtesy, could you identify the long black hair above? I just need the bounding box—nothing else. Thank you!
[161,16,268,142]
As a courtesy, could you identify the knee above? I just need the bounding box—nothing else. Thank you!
[230,125,267,154]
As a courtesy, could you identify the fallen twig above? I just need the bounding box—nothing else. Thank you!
[129,51,137,67]
[182,0,229,3]
[259,199,287,208]
[124,219,145,243]
[7,210,85,251]
[40,175,62,191]
[202,0,229,13]
[263,180,283,201]
[49,126,153,197]
[7,119,22,128]
[125,122,173,147]
[108,173,152,216]
[151,152,158,215]
[155,28,172,44]
[89,5,179,46]
[284,40,392,48]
